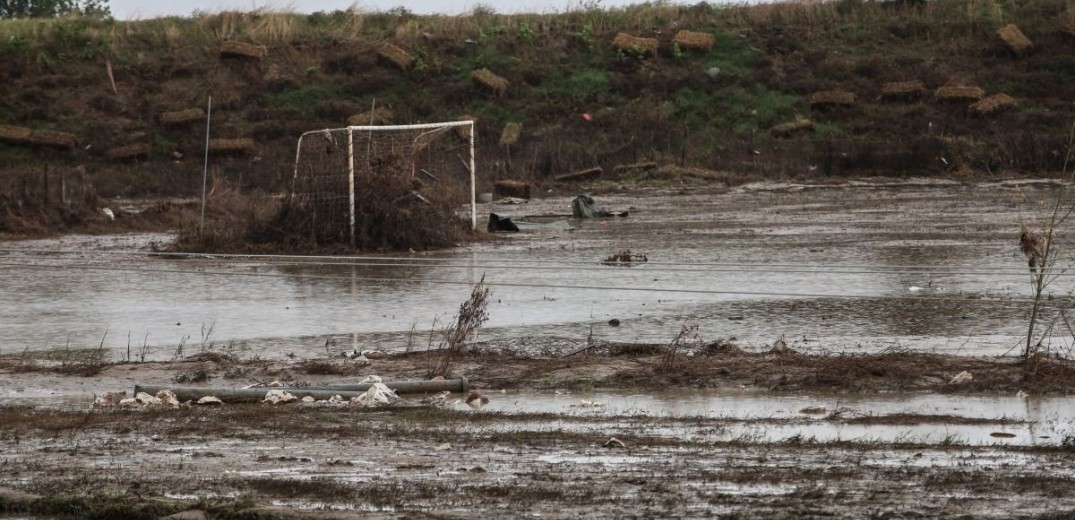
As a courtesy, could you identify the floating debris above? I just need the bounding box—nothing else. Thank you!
[604,437,626,449]
[570,400,605,408]
[602,249,648,266]
[351,383,400,407]
[948,371,973,385]
[466,391,490,410]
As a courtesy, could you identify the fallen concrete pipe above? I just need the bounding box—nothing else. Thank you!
[135,377,468,404]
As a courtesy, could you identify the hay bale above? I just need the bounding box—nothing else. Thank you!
[934,86,985,102]
[612,161,658,176]
[158,108,205,126]
[220,40,267,61]
[0,124,33,145]
[997,24,1033,56]
[0,125,76,149]
[106,143,151,161]
[208,138,255,154]
[494,180,531,199]
[881,80,926,100]
[673,30,713,52]
[770,119,816,138]
[376,42,414,71]
[472,68,510,96]
[970,93,1016,115]
[346,107,394,126]
[553,166,603,183]
[499,122,522,146]
[612,33,659,56]
[809,90,857,107]
[1063,20,1075,37]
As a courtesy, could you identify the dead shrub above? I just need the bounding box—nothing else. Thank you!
[376,42,414,70]
[499,122,522,146]
[970,93,1016,115]
[881,80,926,101]
[674,30,714,51]
[997,24,1033,56]
[809,90,857,108]
[934,86,985,102]
[426,277,491,378]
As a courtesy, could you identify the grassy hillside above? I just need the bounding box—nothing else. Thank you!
[1,0,1074,203]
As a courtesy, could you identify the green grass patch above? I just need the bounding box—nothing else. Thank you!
[260,84,348,109]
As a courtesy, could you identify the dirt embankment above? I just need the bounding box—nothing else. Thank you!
[1,1,1074,240]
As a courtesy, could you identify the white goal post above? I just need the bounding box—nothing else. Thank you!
[291,120,477,244]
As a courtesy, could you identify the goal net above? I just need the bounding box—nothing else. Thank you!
[290,121,476,245]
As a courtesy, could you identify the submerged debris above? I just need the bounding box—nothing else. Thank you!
[602,249,648,266]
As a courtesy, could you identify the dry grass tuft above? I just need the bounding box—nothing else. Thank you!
[472,68,510,96]
[612,32,658,56]
[809,90,857,107]
[427,278,491,378]
[934,86,985,102]
[499,122,522,146]
[673,30,713,51]
[997,23,1033,56]
[970,93,1016,115]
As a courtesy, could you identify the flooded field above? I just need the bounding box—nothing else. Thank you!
[2,180,1075,518]
[0,180,1067,361]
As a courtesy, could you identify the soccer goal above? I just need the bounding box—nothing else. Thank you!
[290,120,476,245]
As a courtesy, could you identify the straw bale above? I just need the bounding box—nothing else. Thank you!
[158,108,205,126]
[208,138,255,154]
[0,124,33,145]
[674,30,713,52]
[106,143,151,161]
[499,122,522,146]
[809,90,857,107]
[494,180,531,199]
[612,33,658,56]
[770,119,816,138]
[346,107,394,126]
[881,80,926,100]
[0,125,77,149]
[376,42,414,71]
[612,161,658,176]
[934,86,985,102]
[997,24,1033,56]
[553,166,603,183]
[970,93,1016,115]
[1063,20,1075,37]
[472,68,510,96]
[220,40,267,61]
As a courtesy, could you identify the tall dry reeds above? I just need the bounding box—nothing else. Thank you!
[426,277,491,378]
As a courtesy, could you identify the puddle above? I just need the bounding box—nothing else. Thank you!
[0,183,1070,359]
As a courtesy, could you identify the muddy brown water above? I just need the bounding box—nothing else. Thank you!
[0,180,1068,360]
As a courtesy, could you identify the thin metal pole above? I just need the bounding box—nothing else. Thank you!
[200,96,212,235]
[347,127,355,246]
[469,121,476,230]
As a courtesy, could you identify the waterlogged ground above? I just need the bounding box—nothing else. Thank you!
[0,179,1068,361]
[3,180,1075,518]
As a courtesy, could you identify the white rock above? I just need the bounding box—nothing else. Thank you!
[156,390,180,408]
[94,391,127,407]
[436,443,452,451]
[196,396,224,405]
[357,375,383,384]
[135,392,162,406]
